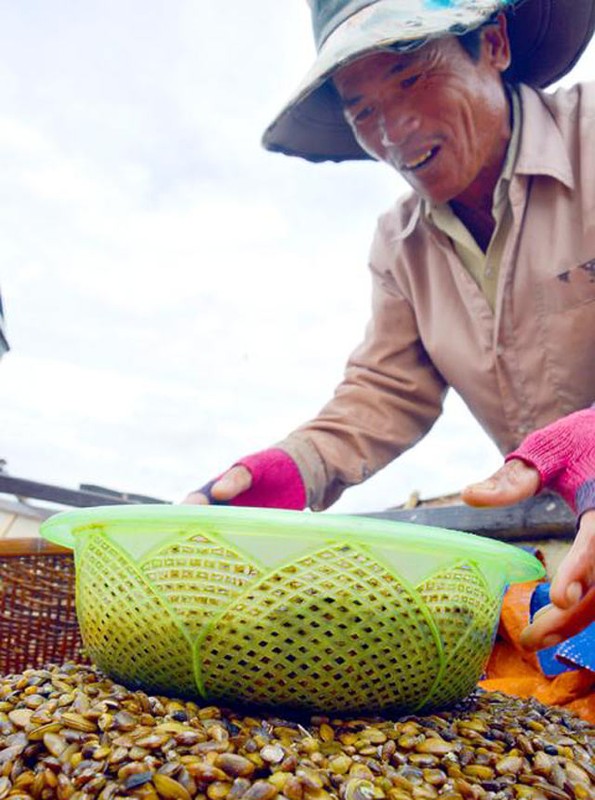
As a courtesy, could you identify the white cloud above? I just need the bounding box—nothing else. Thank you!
[1,2,593,513]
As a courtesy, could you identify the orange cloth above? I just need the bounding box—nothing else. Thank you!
[478,582,595,723]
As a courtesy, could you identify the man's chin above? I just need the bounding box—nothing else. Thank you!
[403,177,456,206]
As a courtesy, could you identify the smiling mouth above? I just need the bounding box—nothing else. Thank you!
[402,145,440,171]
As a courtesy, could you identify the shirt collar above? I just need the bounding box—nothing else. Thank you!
[514,83,574,191]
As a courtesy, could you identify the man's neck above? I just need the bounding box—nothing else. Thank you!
[449,90,514,252]
[449,200,495,253]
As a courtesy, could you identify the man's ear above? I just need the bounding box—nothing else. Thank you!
[482,12,512,73]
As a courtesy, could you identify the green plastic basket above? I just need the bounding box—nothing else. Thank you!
[40,505,544,714]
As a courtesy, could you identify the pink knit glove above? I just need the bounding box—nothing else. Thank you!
[200,448,307,510]
[505,408,595,516]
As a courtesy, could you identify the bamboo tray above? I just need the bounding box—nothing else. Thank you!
[0,538,86,675]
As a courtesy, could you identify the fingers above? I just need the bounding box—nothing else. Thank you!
[520,510,595,649]
[210,466,253,501]
[549,510,595,609]
[182,489,211,505]
[182,466,253,505]
[461,458,541,508]
[519,586,595,651]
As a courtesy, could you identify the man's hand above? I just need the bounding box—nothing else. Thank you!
[518,509,595,650]
[183,466,252,505]
[182,448,307,510]
[462,447,595,650]
[461,458,541,508]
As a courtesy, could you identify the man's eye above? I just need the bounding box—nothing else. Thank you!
[353,106,374,124]
[401,73,421,89]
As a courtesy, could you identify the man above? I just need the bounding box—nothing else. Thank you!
[187,0,595,654]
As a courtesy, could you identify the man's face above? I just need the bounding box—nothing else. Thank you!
[333,25,511,205]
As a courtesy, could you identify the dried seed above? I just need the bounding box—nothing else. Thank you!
[0,745,24,765]
[0,777,10,800]
[260,746,284,764]
[462,764,494,781]
[421,769,446,788]
[241,780,278,800]
[284,776,304,800]
[216,754,256,778]
[533,751,555,775]
[318,725,334,743]
[207,780,233,800]
[415,740,456,756]
[8,710,33,729]
[408,754,438,769]
[24,694,45,709]
[28,722,63,741]
[119,762,153,782]
[60,713,96,733]
[495,755,524,775]
[153,773,192,800]
[113,711,137,731]
[362,730,387,745]
[228,778,252,800]
[344,779,376,800]
[410,787,437,799]
[329,755,352,775]
[348,765,375,781]
[0,665,592,800]
[3,795,32,800]
[296,768,324,790]
[397,735,423,750]
[123,771,154,790]
[304,790,334,800]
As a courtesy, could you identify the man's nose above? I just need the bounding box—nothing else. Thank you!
[379,106,420,148]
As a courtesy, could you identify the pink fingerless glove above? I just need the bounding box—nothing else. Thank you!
[229,448,307,510]
[505,407,595,516]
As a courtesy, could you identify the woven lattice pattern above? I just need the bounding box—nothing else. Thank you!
[76,535,195,696]
[142,535,263,640]
[200,544,442,712]
[0,547,85,674]
[63,524,508,713]
[418,561,501,708]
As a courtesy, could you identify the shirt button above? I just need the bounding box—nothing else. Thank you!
[496,346,505,357]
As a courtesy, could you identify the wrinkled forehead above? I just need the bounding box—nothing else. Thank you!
[331,37,447,92]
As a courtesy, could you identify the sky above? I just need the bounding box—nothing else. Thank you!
[2,2,594,514]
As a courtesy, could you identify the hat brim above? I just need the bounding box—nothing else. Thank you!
[263,0,595,162]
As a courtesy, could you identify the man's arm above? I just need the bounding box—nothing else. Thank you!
[186,230,448,510]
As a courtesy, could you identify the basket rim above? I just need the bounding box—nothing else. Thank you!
[39,504,544,584]
[0,536,72,557]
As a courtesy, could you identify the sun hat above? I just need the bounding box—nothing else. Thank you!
[262,0,595,162]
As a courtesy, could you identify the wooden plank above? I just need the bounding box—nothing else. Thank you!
[0,477,575,542]
[360,491,575,541]
[79,484,169,504]
[0,475,167,509]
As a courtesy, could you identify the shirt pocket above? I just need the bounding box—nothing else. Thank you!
[541,259,595,313]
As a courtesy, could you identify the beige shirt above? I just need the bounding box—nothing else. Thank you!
[424,88,522,310]
[278,83,595,510]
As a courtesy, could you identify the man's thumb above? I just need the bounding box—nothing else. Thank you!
[462,459,540,508]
